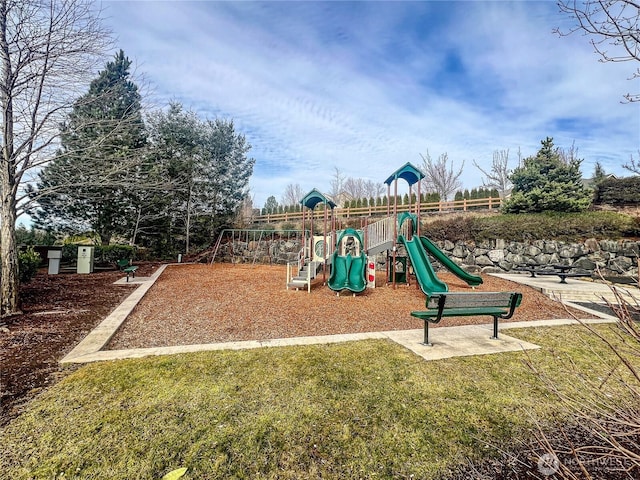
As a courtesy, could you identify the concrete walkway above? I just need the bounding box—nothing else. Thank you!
[492,272,639,303]
[61,267,621,365]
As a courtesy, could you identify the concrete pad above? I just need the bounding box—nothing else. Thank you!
[492,273,640,303]
[385,325,540,361]
[113,276,153,285]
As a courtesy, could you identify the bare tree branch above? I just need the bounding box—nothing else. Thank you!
[556,0,640,102]
[623,149,640,174]
[472,149,513,197]
[419,150,464,201]
[0,0,112,315]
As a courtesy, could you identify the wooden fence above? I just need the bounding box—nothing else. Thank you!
[253,197,503,223]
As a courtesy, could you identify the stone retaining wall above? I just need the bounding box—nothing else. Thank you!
[417,238,639,277]
[216,237,639,277]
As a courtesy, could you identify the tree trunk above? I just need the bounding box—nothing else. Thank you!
[130,206,141,246]
[1,188,20,316]
[185,186,192,255]
[0,3,19,316]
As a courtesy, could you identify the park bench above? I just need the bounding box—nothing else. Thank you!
[116,259,138,282]
[411,291,523,346]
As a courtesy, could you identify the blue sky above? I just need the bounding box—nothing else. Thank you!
[104,0,639,208]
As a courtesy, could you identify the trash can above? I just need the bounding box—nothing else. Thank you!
[47,248,62,275]
[77,246,94,274]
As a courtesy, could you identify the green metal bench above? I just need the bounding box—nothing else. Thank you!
[116,259,138,282]
[411,291,523,346]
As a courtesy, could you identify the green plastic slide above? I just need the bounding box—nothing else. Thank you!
[328,229,367,293]
[419,236,483,287]
[398,235,448,295]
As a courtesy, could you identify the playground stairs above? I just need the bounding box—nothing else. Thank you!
[363,215,412,256]
[287,260,324,290]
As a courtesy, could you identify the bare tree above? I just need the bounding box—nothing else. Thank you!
[281,183,304,208]
[623,150,640,174]
[362,179,385,199]
[419,151,464,201]
[328,166,384,206]
[556,0,640,102]
[472,149,513,197]
[328,166,345,205]
[342,177,366,202]
[0,0,111,315]
[558,140,581,164]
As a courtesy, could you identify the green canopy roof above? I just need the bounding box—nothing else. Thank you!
[300,188,337,210]
[384,162,425,187]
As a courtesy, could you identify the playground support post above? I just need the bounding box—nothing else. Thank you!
[392,176,398,289]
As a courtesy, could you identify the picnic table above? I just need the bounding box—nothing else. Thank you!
[513,264,592,284]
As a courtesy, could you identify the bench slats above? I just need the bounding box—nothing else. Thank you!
[411,306,510,320]
[426,292,515,309]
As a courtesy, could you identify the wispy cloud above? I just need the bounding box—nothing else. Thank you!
[105,1,639,207]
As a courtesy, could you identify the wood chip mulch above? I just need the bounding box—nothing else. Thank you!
[107,263,595,350]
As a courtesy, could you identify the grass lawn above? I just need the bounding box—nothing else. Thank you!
[2,323,637,479]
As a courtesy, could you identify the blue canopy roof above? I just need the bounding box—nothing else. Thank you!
[384,162,425,187]
[300,188,337,210]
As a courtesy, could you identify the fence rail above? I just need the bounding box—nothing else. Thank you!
[253,197,503,224]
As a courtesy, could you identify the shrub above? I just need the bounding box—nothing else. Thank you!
[95,245,136,264]
[18,247,41,283]
[594,176,640,205]
[423,211,639,243]
[279,222,297,232]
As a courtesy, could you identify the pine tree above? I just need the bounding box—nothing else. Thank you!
[264,196,279,214]
[503,137,592,213]
[592,161,607,185]
[33,50,146,244]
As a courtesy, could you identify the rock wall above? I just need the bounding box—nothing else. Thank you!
[216,238,302,264]
[216,237,639,277]
[420,238,639,277]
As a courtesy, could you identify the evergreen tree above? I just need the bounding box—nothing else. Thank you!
[33,50,146,244]
[140,102,202,255]
[454,190,464,210]
[264,196,279,214]
[592,161,607,186]
[503,137,592,213]
[195,118,254,245]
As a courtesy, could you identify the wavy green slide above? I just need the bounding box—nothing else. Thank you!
[328,229,367,293]
[398,235,448,295]
[419,236,483,287]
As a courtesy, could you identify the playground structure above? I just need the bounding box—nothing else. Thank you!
[286,163,483,296]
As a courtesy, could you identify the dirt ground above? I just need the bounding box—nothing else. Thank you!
[2,262,592,425]
[0,262,160,425]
